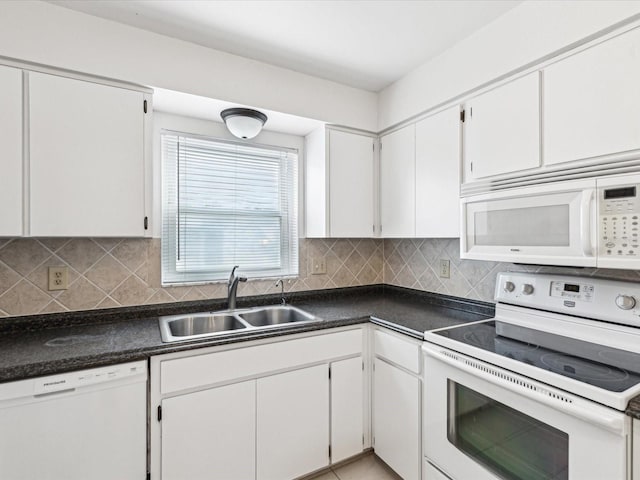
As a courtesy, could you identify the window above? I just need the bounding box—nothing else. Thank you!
[162,132,298,285]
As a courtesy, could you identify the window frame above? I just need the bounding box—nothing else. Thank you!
[161,129,299,286]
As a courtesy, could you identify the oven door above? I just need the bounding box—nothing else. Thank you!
[460,179,597,266]
[423,343,630,480]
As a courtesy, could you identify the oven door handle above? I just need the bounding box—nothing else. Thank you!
[425,346,626,434]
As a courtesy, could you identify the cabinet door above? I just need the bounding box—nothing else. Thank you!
[331,357,364,463]
[544,27,640,166]
[257,365,329,480]
[415,107,461,237]
[161,381,256,480]
[380,124,415,237]
[29,72,146,237]
[329,130,375,237]
[464,72,540,180]
[373,358,420,480]
[0,65,23,236]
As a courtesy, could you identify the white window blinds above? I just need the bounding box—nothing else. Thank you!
[162,132,299,285]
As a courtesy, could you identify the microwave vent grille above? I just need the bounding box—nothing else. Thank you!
[461,154,640,197]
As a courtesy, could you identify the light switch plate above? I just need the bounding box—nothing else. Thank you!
[310,257,327,275]
[439,259,450,278]
[48,266,68,290]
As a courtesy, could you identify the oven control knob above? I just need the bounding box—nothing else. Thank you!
[615,295,636,310]
[521,284,534,295]
[503,281,515,293]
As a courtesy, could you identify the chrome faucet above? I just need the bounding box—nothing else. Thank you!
[275,279,286,305]
[227,266,247,310]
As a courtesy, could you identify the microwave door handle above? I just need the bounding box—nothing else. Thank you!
[580,189,595,257]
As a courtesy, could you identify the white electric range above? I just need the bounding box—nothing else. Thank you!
[423,271,640,480]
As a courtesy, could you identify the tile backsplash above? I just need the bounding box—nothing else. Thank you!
[0,238,382,317]
[1,236,638,317]
[383,238,640,302]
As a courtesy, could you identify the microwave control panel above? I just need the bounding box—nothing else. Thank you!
[598,184,640,257]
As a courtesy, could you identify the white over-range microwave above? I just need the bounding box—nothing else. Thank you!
[461,172,640,268]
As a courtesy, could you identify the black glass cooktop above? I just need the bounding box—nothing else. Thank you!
[433,321,640,393]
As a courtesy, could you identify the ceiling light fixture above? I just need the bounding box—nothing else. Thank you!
[220,108,268,139]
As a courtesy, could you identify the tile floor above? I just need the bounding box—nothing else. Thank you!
[306,453,402,480]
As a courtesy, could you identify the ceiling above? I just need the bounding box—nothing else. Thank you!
[49,0,521,92]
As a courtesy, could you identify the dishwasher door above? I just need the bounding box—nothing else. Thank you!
[0,361,147,480]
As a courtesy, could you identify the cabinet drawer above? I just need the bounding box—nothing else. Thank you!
[374,329,420,374]
[161,329,362,394]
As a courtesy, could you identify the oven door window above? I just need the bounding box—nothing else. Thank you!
[448,381,568,480]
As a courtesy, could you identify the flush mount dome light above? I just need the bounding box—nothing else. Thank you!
[220,108,268,139]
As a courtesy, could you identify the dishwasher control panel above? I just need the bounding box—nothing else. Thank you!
[33,361,146,395]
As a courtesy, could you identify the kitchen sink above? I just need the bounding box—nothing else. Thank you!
[165,314,247,338]
[238,306,317,327]
[159,305,320,342]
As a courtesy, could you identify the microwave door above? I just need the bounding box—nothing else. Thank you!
[461,182,596,267]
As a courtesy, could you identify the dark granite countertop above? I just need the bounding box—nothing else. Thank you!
[0,285,493,383]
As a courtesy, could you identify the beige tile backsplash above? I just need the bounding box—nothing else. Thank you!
[383,238,640,302]
[0,236,638,317]
[0,238,383,317]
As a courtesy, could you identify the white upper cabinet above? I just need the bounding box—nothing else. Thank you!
[380,124,416,237]
[415,107,461,237]
[329,130,375,237]
[544,27,640,166]
[0,65,23,237]
[29,72,148,237]
[305,127,376,238]
[464,72,541,180]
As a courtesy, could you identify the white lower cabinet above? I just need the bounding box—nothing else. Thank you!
[161,380,256,480]
[257,365,330,480]
[373,328,422,480]
[151,327,365,480]
[374,358,421,480]
[331,356,365,463]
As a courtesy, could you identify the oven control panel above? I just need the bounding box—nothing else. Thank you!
[495,272,640,327]
[550,281,593,302]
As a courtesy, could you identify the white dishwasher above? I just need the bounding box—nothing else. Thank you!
[0,360,147,480]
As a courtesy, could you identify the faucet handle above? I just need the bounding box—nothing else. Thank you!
[228,266,239,294]
[229,265,238,281]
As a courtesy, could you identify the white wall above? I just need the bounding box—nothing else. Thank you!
[152,112,305,239]
[378,0,640,130]
[0,1,377,131]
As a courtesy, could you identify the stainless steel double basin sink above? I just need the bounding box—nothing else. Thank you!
[159,305,319,342]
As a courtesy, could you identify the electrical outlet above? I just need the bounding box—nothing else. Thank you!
[48,266,68,291]
[439,259,450,278]
[310,257,327,275]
